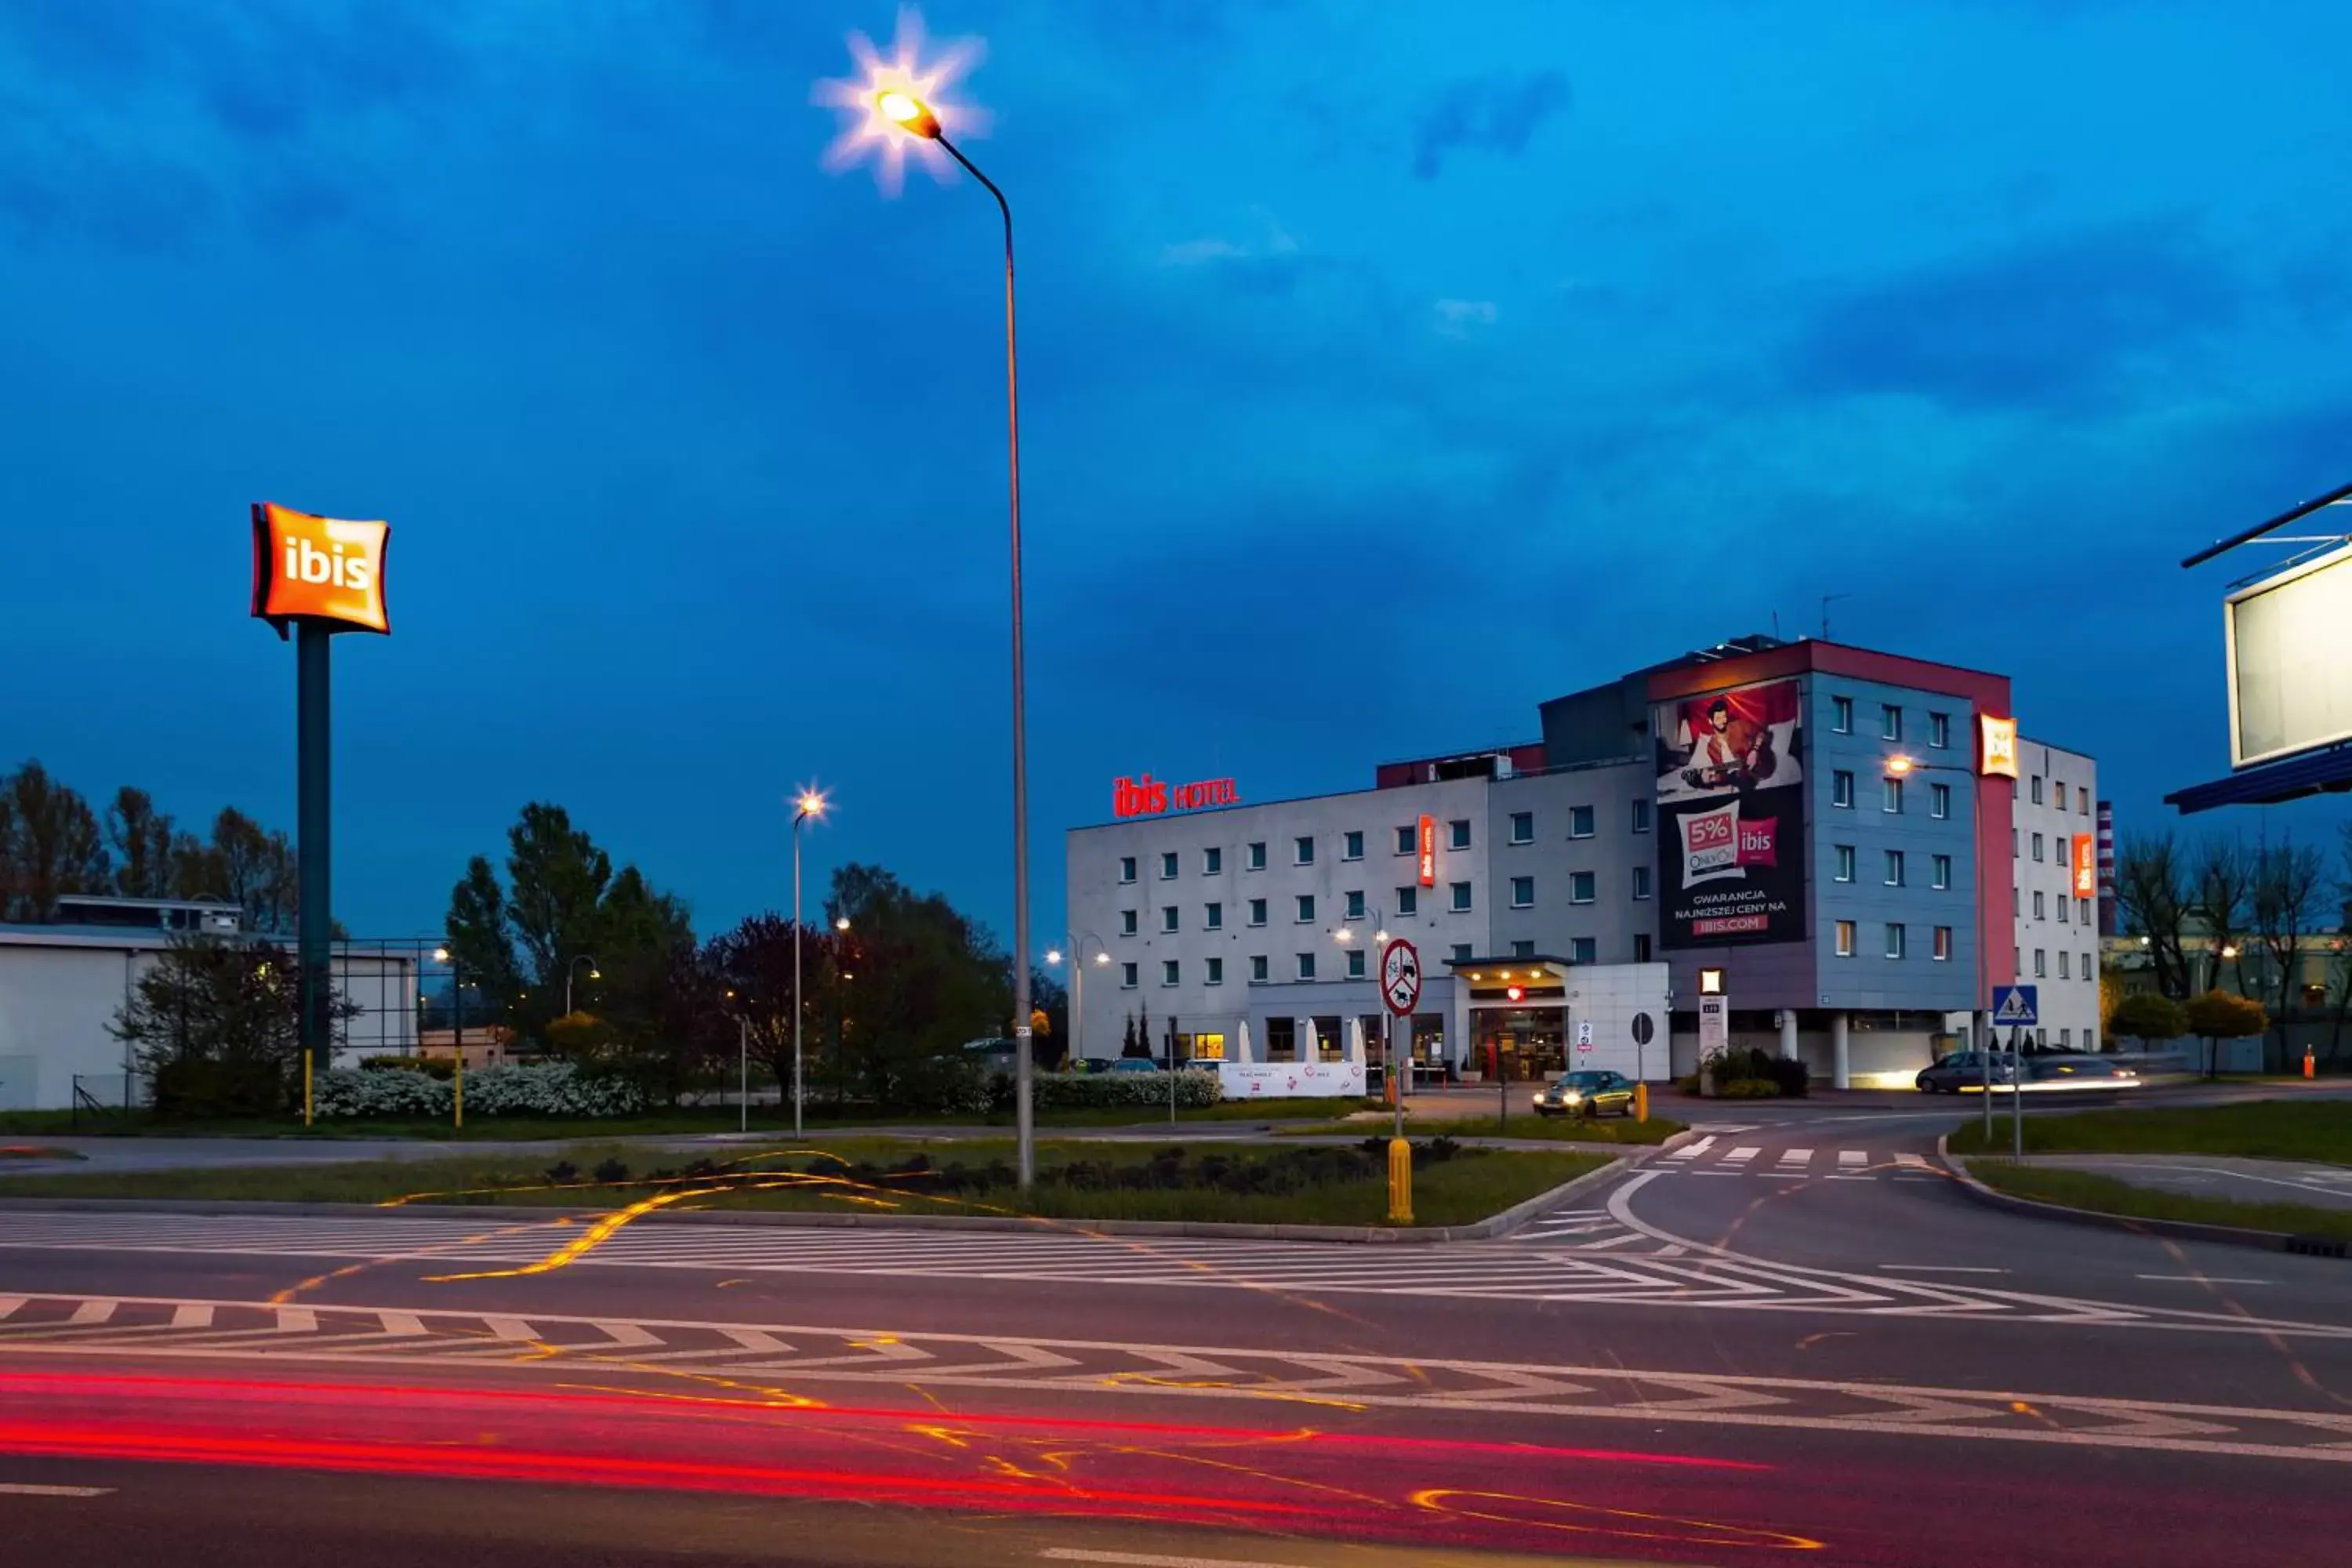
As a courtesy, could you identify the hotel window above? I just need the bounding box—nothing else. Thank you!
[1450,943,1472,962]
[1632,866,1652,899]
[1570,805,1595,838]
[1886,923,1907,959]
[1265,1017,1295,1061]
[1246,841,1266,870]
[1510,876,1534,909]
[1634,933,1653,961]
[1632,799,1651,833]
[1295,895,1315,924]
[1881,703,1903,741]
[2059,1027,2071,1047]
[1119,856,1137,884]
[1832,695,1854,733]
[1931,782,1951,819]
[1204,902,1223,931]
[2057,896,2069,924]
[1835,844,1856,883]
[1929,711,1951,749]
[1343,829,1364,861]
[1449,818,1472,850]
[2078,899,2090,924]
[1833,770,1855,808]
[2082,950,2092,978]
[1571,871,1596,904]
[1346,949,1367,978]
[1933,853,1952,890]
[1885,850,1905,887]
[1202,846,1221,875]
[1160,851,1178,880]
[2031,775,2044,804]
[1162,960,1179,986]
[1571,937,1597,963]
[2079,793,2091,816]
[1296,952,1316,981]
[1450,881,1474,912]
[1933,926,1952,961]
[1835,920,1856,957]
[1206,957,1224,985]
[2054,781,2068,811]
[2059,950,2071,978]
[1294,835,1315,866]
[1345,890,1366,920]
[1394,825,1414,854]
[1162,906,1179,932]
[2034,949,2046,977]
[1509,811,1534,844]
[2033,890,2045,919]
[1120,909,1138,935]
[1250,954,1269,982]
[2031,833,2045,862]
[1247,898,1267,927]
[1882,777,1904,814]
[1512,939,1536,959]
[1120,962,1138,989]
[1396,886,1418,916]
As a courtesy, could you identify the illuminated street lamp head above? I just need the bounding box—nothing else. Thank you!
[433,946,449,963]
[1044,948,1064,966]
[795,789,828,822]
[1886,754,1917,776]
[835,916,851,931]
[589,967,601,981]
[1334,927,1354,945]
[877,89,941,140]
[1092,951,1109,966]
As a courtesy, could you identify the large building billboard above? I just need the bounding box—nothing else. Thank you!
[1655,678,1806,949]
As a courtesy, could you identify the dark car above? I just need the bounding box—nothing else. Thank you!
[1915,1050,2018,1094]
[1533,1069,1636,1117]
[2023,1053,2140,1094]
[1107,1058,1163,1074]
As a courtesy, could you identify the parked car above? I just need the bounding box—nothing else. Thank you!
[1533,1069,1637,1118]
[1915,1050,2018,1094]
[1108,1058,1163,1074]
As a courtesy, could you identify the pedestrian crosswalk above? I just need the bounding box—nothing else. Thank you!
[1658,1140,1943,1182]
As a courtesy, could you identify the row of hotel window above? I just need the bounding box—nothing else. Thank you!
[1117,938,1613,991]
[1827,919,2096,979]
[1824,697,2090,811]
[1830,773,1951,814]
[1118,872,1640,935]
[2020,890,2095,924]
[1115,806,1652,884]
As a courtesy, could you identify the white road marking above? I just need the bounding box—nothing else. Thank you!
[1895,1153,1931,1170]
[0,1483,114,1498]
[169,1304,212,1328]
[2136,1276,2270,1287]
[379,1312,428,1337]
[1878,1265,2009,1275]
[1041,1550,1312,1567]
[1838,1150,1868,1169]
[1724,1146,1759,1163]
[1668,1136,1715,1160]
[66,1301,114,1326]
[1778,1148,1813,1167]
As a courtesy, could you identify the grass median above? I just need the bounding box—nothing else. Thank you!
[1283,1112,1685,1145]
[1965,1160,2352,1243]
[1947,1098,2351,1163]
[0,1136,1610,1229]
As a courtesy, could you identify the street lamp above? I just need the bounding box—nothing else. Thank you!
[870,85,1037,1189]
[1888,752,1998,1122]
[565,955,601,1018]
[722,988,750,1134]
[792,789,828,1139]
[1044,933,1108,1066]
[1335,907,1400,1118]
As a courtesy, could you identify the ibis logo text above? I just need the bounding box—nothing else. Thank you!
[251,503,390,634]
[1112,774,1240,818]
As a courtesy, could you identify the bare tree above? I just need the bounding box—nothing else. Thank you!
[2191,836,2255,996]
[2328,824,2352,1066]
[105,786,178,900]
[1,760,111,921]
[2116,829,2194,998]
[2249,838,2326,1058]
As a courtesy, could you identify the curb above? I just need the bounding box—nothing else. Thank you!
[0,1134,1688,1245]
[1933,1134,2350,1261]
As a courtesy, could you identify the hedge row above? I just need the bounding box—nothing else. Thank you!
[1029,1070,1221,1110]
[311,1062,644,1120]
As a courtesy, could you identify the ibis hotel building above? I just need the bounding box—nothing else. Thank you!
[1063,634,2101,1090]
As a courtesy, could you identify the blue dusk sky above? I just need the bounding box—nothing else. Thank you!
[3,2,2348,947]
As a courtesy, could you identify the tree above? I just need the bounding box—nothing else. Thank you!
[110,934,356,1117]
[2249,837,2325,1054]
[1121,1013,1142,1059]
[2182,989,2268,1079]
[2107,992,2187,1044]
[105,786,178,900]
[812,862,1009,1110]
[2327,824,2352,1067]
[0,760,111,920]
[2191,837,2255,997]
[2115,830,2194,999]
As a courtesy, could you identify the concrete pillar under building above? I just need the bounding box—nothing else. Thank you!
[1778,1010,1798,1062]
[1831,1012,1851,1091]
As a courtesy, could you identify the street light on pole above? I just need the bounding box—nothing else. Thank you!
[1335,907,1393,1120]
[866,82,1037,1190]
[723,989,750,1134]
[792,789,829,1140]
[564,955,601,1018]
[1044,933,1107,1066]
[1890,752,1995,1127]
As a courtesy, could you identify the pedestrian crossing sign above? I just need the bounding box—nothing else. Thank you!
[1990,985,2038,1026]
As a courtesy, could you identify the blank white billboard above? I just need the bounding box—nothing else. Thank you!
[2227,541,2352,768]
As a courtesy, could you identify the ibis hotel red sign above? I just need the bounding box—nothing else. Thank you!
[1113,773,1240,818]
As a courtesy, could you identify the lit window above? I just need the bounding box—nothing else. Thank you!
[1632,866,1652,899]
[1343,829,1364,861]
[1570,871,1596,904]
[1835,920,1856,957]
[1886,923,1907,959]
[1834,771,1855,808]
[1831,695,1853,733]
[1450,881,1473,913]
[1835,844,1855,883]
[1295,895,1315,924]
[1569,805,1595,839]
[1449,818,1472,850]
[1509,811,1534,844]
[1206,957,1224,985]
[1510,876,1534,909]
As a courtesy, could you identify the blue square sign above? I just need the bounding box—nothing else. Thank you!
[1990,985,2039,1026]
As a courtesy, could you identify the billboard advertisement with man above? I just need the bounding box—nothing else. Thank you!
[1655,678,1806,949]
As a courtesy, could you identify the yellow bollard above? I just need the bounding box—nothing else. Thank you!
[1387,1136,1414,1225]
[1635,1082,1650,1123]
[303,1053,314,1128]
[455,1051,465,1130]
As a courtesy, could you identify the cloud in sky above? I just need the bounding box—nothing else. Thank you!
[0,1,2348,949]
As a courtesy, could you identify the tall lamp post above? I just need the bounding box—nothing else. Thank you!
[564,955,601,1018]
[1334,907,1393,1124]
[873,89,1036,1188]
[1044,935,1108,1065]
[1888,753,1990,1124]
[792,790,829,1140]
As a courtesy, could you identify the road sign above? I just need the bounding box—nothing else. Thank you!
[1697,993,1729,1055]
[1380,938,1422,1017]
[1631,1012,1654,1046]
[1575,1020,1593,1056]
[1991,985,2039,1027]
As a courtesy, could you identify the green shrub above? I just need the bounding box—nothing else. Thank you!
[1718,1077,1784,1099]
[361,1054,456,1080]
[152,1059,290,1119]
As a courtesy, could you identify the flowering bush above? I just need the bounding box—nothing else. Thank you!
[311,1062,644,1120]
[1032,1070,1221,1110]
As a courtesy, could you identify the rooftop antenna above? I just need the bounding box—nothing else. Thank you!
[1820,593,1852,641]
